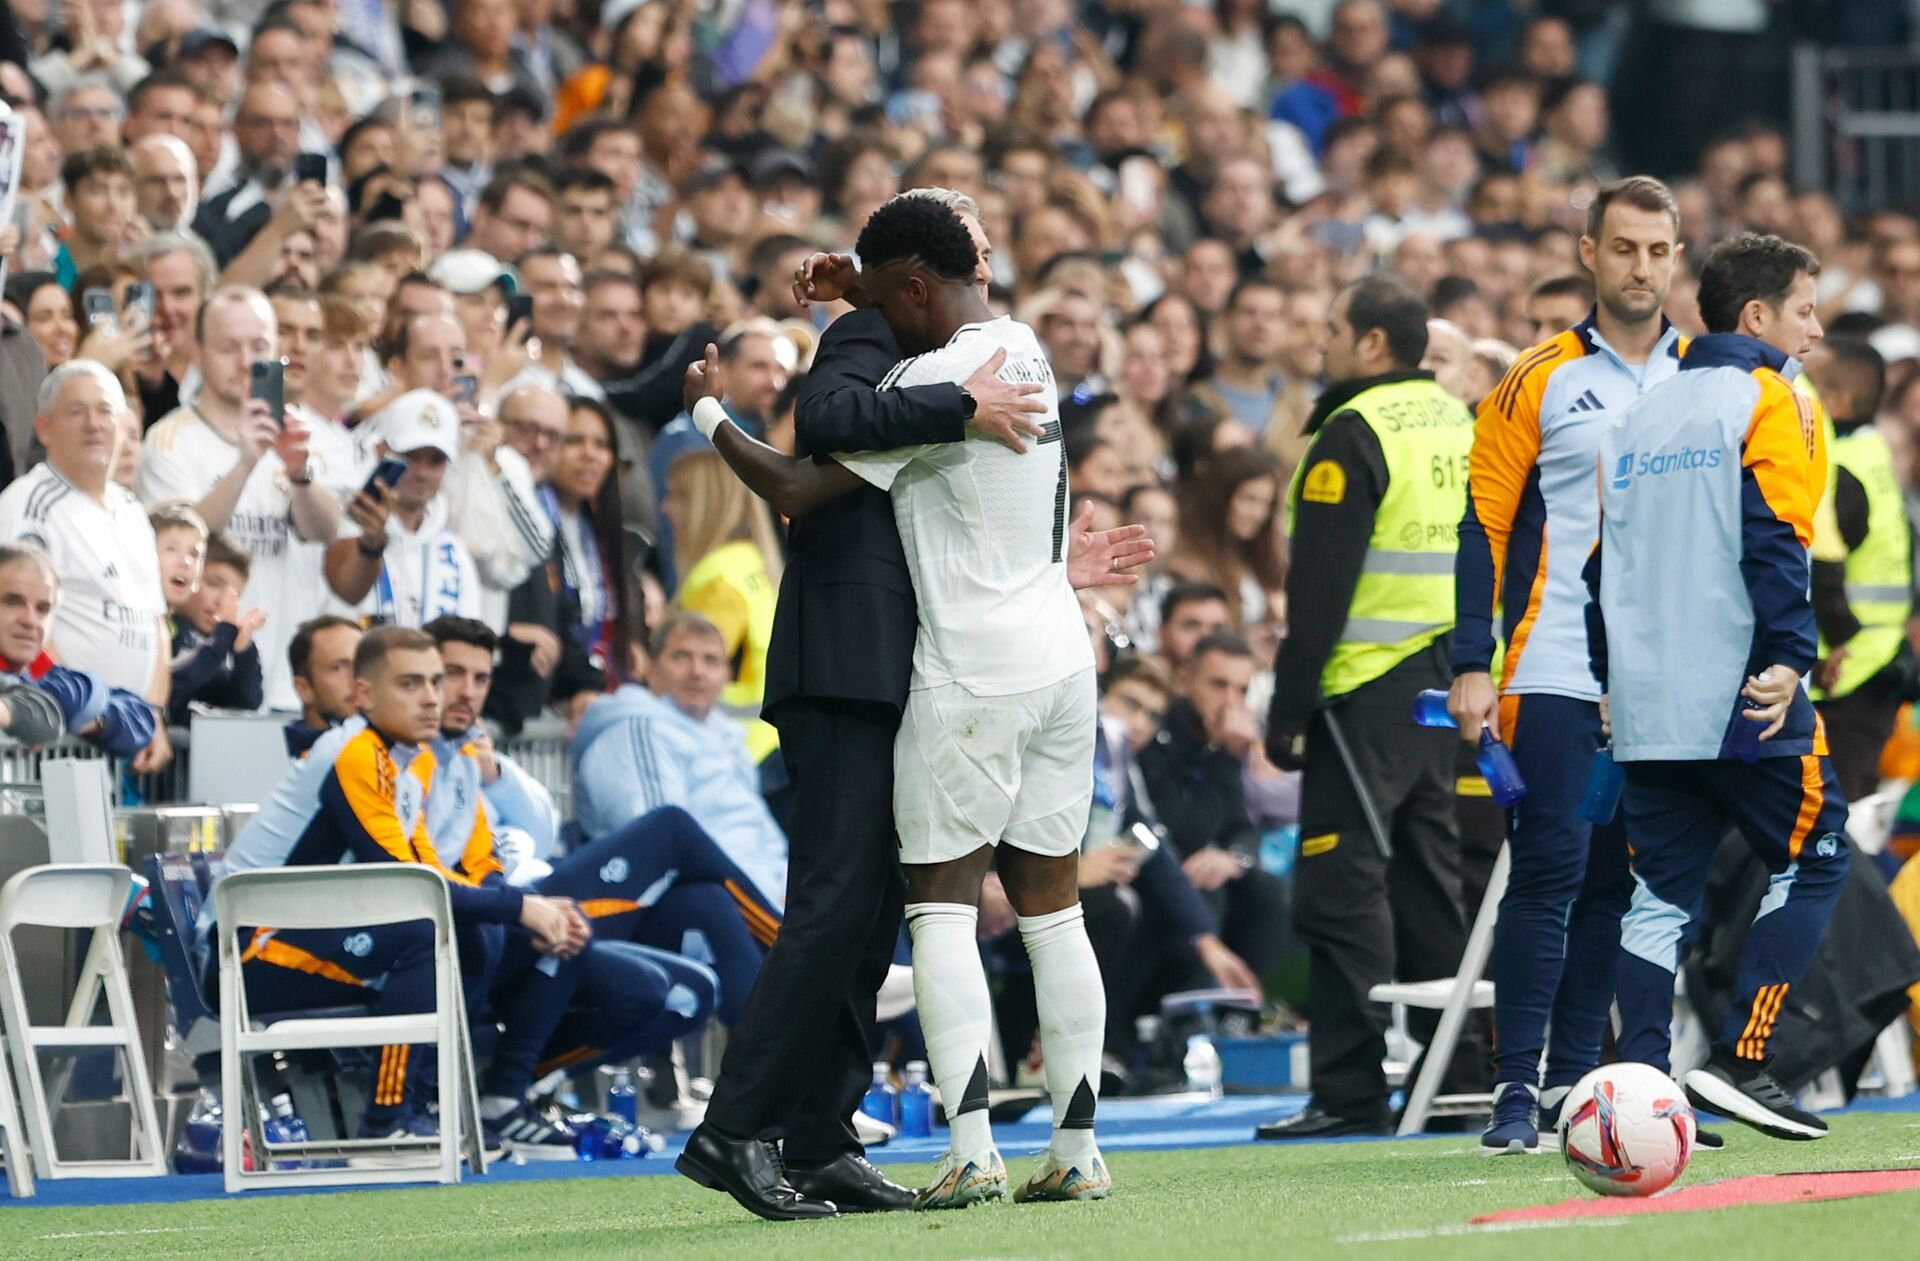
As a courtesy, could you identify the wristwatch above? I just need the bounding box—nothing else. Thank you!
[958,387,978,422]
[287,464,314,486]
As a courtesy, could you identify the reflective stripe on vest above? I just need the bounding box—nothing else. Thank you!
[1288,378,1474,698]
[1817,425,1913,699]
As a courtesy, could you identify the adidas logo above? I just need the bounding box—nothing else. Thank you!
[1568,390,1605,413]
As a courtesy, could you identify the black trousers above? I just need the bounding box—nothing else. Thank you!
[1293,646,1468,1117]
[701,698,905,1164]
[1818,662,1908,804]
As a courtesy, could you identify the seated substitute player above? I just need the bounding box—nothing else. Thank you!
[210,626,593,1150]
[283,615,363,756]
[1586,232,1851,1141]
[423,614,775,1046]
[0,541,152,753]
[686,192,1111,1207]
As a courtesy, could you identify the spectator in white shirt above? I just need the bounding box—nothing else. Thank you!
[138,287,341,708]
[324,389,482,626]
[0,360,172,769]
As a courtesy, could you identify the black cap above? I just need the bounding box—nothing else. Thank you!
[748,149,814,190]
[497,83,547,123]
[178,28,241,59]
[684,159,750,195]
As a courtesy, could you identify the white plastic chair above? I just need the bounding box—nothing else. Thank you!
[0,864,168,1181]
[1371,844,1508,1136]
[214,865,486,1192]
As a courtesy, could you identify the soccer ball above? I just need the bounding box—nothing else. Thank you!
[1557,1063,1696,1197]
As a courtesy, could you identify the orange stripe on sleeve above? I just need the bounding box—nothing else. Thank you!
[1470,345,1555,608]
[1744,372,1822,548]
[333,729,434,867]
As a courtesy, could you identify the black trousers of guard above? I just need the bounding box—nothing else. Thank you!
[1293,644,1469,1120]
[700,698,905,1164]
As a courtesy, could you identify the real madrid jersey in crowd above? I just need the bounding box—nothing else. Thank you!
[338,494,485,628]
[833,316,1094,698]
[139,407,358,709]
[0,464,165,695]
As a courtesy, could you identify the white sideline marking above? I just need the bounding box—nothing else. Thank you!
[36,1226,207,1241]
[1337,1217,1629,1244]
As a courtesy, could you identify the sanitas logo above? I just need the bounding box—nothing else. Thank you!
[1610,446,1722,489]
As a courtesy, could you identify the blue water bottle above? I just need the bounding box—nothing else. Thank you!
[607,1067,638,1125]
[860,1062,898,1128]
[1411,688,1454,728]
[1578,744,1625,823]
[899,1061,934,1138]
[1729,697,1765,762]
[264,1094,308,1171]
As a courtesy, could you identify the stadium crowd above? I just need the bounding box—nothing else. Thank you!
[1,0,1919,1153]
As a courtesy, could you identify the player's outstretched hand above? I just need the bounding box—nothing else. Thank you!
[965,348,1047,452]
[1065,500,1154,590]
[683,342,723,413]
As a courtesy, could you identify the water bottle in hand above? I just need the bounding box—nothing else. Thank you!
[1577,744,1625,823]
[899,1061,934,1137]
[1411,689,1457,728]
[1475,731,1527,807]
[860,1061,898,1128]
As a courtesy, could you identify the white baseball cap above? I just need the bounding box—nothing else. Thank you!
[428,248,514,297]
[374,389,460,459]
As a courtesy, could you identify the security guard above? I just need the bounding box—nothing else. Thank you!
[1257,276,1474,1139]
[1807,337,1914,801]
[1591,232,1850,1141]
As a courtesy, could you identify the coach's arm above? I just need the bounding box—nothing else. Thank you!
[689,348,864,519]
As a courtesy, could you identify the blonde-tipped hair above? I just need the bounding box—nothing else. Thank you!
[666,447,785,593]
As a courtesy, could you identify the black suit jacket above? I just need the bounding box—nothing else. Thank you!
[761,309,968,723]
[192,182,273,268]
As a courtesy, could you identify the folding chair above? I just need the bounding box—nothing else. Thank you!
[0,1011,32,1197]
[0,865,168,1180]
[1371,843,1509,1136]
[214,865,486,1191]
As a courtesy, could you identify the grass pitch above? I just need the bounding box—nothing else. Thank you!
[6,1111,1920,1260]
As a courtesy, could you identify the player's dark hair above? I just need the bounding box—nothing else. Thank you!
[289,615,361,681]
[1343,275,1429,368]
[425,615,498,655]
[1161,580,1231,625]
[1819,336,1887,420]
[1585,175,1680,242]
[353,626,437,678]
[854,193,978,282]
[1696,232,1820,334]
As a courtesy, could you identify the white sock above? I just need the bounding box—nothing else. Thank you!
[1019,904,1104,1164]
[906,902,996,1161]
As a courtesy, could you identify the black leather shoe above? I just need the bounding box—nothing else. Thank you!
[1255,1104,1391,1140]
[787,1153,916,1212]
[675,1126,839,1221]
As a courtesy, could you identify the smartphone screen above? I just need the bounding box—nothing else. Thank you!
[451,374,479,407]
[123,282,154,322]
[82,287,115,330]
[507,292,534,329]
[250,359,286,428]
[409,87,442,131]
[362,455,408,498]
[294,152,327,184]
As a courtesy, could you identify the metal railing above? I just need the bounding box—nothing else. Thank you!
[1792,43,1920,212]
[0,720,577,814]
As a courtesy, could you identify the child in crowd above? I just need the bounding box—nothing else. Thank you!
[158,512,266,725]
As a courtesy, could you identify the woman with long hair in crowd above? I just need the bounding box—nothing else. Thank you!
[543,397,641,684]
[663,446,786,764]
[1166,445,1288,638]
[1143,291,1213,389]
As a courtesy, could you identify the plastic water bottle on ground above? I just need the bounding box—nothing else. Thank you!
[607,1067,638,1125]
[173,1087,223,1174]
[599,1117,664,1158]
[1184,1034,1223,1097]
[861,1062,898,1127]
[899,1061,934,1137]
[263,1094,308,1171]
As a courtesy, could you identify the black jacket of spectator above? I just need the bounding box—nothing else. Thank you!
[602,322,722,436]
[1136,698,1260,860]
[0,317,37,489]
[761,308,968,721]
[166,618,263,726]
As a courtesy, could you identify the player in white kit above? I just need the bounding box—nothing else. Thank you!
[686,192,1112,1207]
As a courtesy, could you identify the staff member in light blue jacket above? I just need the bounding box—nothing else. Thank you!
[573,611,790,910]
[1586,232,1850,1144]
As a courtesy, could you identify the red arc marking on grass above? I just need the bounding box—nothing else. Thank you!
[1472,1170,1920,1223]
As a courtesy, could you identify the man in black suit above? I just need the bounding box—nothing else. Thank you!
[676,194,1149,1219]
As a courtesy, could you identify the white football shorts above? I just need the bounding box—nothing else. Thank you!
[892,667,1097,865]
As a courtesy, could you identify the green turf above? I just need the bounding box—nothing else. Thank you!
[6,1112,1920,1260]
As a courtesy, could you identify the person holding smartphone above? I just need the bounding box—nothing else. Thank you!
[136,287,340,709]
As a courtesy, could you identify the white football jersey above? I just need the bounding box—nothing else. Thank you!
[0,464,164,694]
[139,408,348,710]
[835,316,1093,697]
